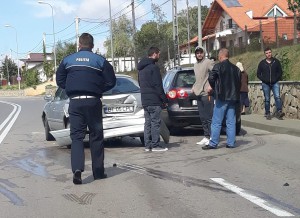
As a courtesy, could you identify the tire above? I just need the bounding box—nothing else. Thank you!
[44,118,54,141]
[140,136,145,146]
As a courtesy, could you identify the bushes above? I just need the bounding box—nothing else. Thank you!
[24,69,39,87]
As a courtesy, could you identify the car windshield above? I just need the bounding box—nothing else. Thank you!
[175,70,195,88]
[103,77,140,95]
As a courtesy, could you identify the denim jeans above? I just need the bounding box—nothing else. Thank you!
[143,106,162,148]
[209,100,236,147]
[262,82,282,115]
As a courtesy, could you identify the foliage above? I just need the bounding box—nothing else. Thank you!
[287,0,300,13]
[56,41,77,65]
[277,51,291,81]
[104,15,133,58]
[0,56,18,81]
[177,6,209,45]
[43,40,54,79]
[24,68,39,87]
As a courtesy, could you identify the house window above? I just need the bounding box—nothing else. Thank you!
[238,37,243,47]
[267,6,285,17]
[220,20,224,31]
[282,34,288,40]
[228,19,233,28]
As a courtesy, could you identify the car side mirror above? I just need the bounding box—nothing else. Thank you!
[44,94,53,102]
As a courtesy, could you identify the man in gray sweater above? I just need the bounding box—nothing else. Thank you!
[192,46,215,145]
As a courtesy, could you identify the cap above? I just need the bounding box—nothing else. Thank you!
[236,62,244,72]
[195,46,205,54]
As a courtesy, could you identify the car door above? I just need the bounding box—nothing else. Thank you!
[47,88,68,130]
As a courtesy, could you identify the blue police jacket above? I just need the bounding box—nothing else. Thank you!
[56,48,116,98]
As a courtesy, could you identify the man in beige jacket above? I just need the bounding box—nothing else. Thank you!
[192,46,215,145]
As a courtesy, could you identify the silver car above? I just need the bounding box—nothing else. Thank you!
[42,74,169,147]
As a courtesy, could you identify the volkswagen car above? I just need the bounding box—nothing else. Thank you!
[162,67,241,134]
[42,74,169,147]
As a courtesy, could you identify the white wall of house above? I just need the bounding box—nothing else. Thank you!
[107,57,136,72]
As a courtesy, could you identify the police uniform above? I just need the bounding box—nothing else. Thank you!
[56,47,116,179]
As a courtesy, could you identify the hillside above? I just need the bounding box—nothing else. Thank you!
[230,44,300,81]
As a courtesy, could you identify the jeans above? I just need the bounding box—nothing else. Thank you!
[143,106,162,148]
[197,95,214,138]
[209,100,236,147]
[262,82,282,115]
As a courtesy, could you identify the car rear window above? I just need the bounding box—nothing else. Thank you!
[175,70,195,88]
[103,77,140,95]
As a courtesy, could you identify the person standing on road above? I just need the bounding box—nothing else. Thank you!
[202,48,241,150]
[138,47,168,152]
[192,46,215,146]
[56,33,116,184]
[236,62,250,115]
[257,47,284,120]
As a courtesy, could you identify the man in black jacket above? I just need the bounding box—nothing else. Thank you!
[257,47,284,120]
[138,47,168,152]
[202,48,241,150]
[56,33,116,184]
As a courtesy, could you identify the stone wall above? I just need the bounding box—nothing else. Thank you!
[249,81,300,119]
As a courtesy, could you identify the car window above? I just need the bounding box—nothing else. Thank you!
[163,71,176,90]
[54,88,63,101]
[103,77,140,95]
[175,71,195,88]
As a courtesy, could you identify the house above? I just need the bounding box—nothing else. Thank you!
[180,0,299,55]
[20,53,53,82]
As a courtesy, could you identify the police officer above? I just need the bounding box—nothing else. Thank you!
[56,33,116,185]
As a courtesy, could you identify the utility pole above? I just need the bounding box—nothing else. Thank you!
[186,0,191,64]
[293,10,297,45]
[6,55,10,86]
[198,0,202,47]
[109,0,115,70]
[260,19,264,51]
[131,0,138,70]
[75,17,80,52]
[275,15,279,48]
[172,0,180,66]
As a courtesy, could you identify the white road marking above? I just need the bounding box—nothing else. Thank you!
[211,178,294,217]
[0,101,21,144]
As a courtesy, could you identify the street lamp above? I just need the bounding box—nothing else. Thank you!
[4,24,20,90]
[38,1,57,72]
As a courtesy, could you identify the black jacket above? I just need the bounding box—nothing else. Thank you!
[257,57,282,85]
[208,59,241,101]
[56,48,116,98]
[137,57,167,107]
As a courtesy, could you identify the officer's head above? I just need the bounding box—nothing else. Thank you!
[79,33,94,49]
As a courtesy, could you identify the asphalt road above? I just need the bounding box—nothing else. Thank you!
[0,97,299,218]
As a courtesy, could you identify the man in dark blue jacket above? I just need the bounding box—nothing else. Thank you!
[138,47,168,152]
[257,47,284,120]
[56,33,116,184]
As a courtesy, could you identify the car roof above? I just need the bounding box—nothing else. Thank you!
[167,66,194,73]
[115,74,133,78]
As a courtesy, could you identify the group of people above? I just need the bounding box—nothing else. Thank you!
[192,46,284,150]
[55,32,285,184]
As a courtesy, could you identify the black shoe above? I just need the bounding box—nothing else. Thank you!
[276,111,285,120]
[266,114,272,120]
[202,145,217,150]
[226,145,235,148]
[94,173,107,180]
[73,170,82,185]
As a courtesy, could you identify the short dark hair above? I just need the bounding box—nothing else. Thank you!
[148,47,160,56]
[79,33,94,48]
[264,47,271,52]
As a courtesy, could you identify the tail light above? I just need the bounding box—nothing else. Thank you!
[167,88,188,99]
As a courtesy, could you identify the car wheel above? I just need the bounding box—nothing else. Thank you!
[140,136,145,146]
[236,120,241,135]
[44,117,54,141]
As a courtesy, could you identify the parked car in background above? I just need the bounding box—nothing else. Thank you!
[162,67,241,134]
[41,74,169,147]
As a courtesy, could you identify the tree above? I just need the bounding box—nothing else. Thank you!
[104,15,133,58]
[24,68,39,88]
[43,40,54,80]
[135,21,173,71]
[0,56,18,82]
[287,0,300,44]
[56,41,77,65]
[177,6,209,45]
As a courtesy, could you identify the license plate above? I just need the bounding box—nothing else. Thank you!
[104,106,134,114]
[192,100,197,106]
